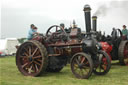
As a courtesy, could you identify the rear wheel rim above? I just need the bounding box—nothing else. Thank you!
[16,42,44,76]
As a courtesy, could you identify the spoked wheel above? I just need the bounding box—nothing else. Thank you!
[93,50,111,75]
[118,41,128,65]
[16,40,48,76]
[71,52,93,79]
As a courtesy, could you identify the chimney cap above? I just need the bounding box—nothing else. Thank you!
[83,4,91,12]
[92,16,97,20]
[92,16,97,18]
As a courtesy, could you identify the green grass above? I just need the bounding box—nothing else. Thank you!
[0,56,128,85]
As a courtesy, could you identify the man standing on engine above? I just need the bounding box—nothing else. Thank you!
[122,25,128,40]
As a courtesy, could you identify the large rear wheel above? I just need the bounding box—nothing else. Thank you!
[16,40,48,76]
[70,52,93,79]
[118,41,128,65]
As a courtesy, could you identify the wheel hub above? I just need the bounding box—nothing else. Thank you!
[78,64,83,69]
[29,56,33,62]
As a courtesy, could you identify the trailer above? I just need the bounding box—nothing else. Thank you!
[0,38,19,56]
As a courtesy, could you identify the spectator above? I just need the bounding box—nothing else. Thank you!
[27,24,38,40]
[60,23,65,30]
[34,27,38,32]
[122,25,128,40]
[111,27,117,39]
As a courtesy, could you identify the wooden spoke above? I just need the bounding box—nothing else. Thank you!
[35,50,40,56]
[74,64,78,68]
[78,56,81,62]
[28,66,33,74]
[73,64,78,70]
[28,46,32,56]
[36,59,42,62]
[83,65,90,69]
[35,64,39,72]
[81,57,85,64]
[20,56,26,58]
[32,48,38,56]
[33,61,41,66]
[32,63,36,72]
[24,47,28,52]
[23,48,29,55]
[22,62,32,68]
[22,63,29,68]
[33,56,42,59]
[24,52,29,57]
[21,57,29,62]
[75,58,79,65]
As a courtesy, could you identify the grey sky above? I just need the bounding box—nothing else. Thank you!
[1,0,128,38]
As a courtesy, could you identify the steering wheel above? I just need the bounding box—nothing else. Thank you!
[46,25,69,40]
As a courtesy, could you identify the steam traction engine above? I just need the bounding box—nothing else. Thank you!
[16,5,111,79]
[91,15,128,65]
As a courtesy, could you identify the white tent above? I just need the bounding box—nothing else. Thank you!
[0,38,19,55]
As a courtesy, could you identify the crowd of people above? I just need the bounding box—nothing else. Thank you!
[27,24,128,40]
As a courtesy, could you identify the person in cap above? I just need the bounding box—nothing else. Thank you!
[27,24,38,40]
[111,27,117,39]
[60,23,65,30]
[34,27,38,32]
[57,23,65,33]
[60,23,70,33]
[122,25,128,40]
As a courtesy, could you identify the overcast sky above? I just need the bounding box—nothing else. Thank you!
[1,0,128,38]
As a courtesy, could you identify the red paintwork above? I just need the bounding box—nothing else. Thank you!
[100,42,112,60]
[102,58,107,70]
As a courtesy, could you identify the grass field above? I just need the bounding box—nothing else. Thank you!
[0,56,128,85]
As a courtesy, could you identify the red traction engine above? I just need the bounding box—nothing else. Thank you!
[91,16,128,65]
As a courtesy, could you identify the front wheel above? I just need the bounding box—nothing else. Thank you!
[93,50,111,75]
[70,52,93,79]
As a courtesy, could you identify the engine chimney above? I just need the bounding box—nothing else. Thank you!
[83,4,91,33]
[92,16,97,31]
